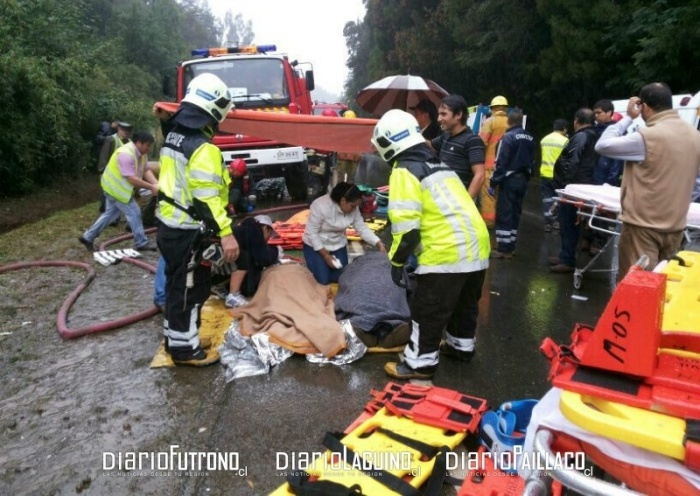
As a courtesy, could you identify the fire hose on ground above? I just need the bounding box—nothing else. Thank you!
[0,203,308,339]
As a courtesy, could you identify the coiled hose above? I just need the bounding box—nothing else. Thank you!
[0,204,307,339]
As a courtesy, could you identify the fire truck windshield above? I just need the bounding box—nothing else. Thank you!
[184,58,289,108]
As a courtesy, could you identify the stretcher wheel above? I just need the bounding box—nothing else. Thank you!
[573,273,583,290]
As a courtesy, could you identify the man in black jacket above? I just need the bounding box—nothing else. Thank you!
[489,110,536,258]
[410,99,441,140]
[550,108,598,273]
[224,215,280,308]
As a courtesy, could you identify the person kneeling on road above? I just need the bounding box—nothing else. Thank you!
[372,110,490,380]
[302,182,386,285]
[156,73,239,366]
[79,131,158,252]
[223,214,280,308]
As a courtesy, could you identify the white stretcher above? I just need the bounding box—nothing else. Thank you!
[554,184,700,289]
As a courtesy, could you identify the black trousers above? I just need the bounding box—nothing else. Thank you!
[157,223,211,351]
[403,270,486,371]
[495,173,528,253]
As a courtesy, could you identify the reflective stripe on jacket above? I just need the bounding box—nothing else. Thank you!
[157,127,232,237]
[540,131,567,179]
[388,148,490,274]
[100,142,144,203]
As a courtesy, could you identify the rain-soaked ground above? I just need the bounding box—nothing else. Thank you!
[0,180,629,495]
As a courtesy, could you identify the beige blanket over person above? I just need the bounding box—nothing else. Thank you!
[231,264,346,357]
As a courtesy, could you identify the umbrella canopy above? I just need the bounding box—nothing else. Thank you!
[355,75,449,117]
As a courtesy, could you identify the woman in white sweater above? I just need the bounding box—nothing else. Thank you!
[302,182,386,284]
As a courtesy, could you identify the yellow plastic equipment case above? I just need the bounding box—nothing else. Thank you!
[270,407,467,495]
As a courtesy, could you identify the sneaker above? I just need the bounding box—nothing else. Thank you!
[169,346,217,367]
[78,236,96,252]
[225,292,249,308]
[553,221,560,230]
[439,342,475,363]
[550,264,575,273]
[544,224,553,233]
[490,250,513,259]
[384,361,435,380]
[136,242,158,252]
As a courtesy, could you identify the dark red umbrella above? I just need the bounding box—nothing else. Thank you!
[355,75,449,117]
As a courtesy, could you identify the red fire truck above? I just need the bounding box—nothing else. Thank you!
[165,44,315,200]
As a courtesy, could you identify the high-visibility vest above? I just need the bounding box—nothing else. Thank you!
[157,128,232,237]
[388,160,490,274]
[540,131,568,179]
[100,142,145,203]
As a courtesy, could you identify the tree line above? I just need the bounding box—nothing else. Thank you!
[4,0,699,196]
[343,0,700,138]
[0,0,252,196]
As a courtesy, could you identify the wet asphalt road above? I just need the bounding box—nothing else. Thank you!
[1,180,624,495]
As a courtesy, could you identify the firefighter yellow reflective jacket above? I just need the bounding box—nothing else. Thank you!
[388,146,490,274]
[101,142,146,203]
[540,131,568,179]
[157,126,232,237]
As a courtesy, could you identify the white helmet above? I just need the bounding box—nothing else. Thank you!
[371,109,425,161]
[182,73,233,123]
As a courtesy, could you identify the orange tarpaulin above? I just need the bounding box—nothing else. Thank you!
[155,102,378,153]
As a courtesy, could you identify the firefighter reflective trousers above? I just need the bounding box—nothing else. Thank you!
[495,172,528,254]
[157,222,211,352]
[403,270,486,371]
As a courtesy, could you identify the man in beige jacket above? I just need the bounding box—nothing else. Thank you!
[595,82,700,281]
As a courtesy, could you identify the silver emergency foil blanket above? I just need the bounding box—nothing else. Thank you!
[220,320,367,381]
[219,319,292,382]
[251,331,294,368]
[306,320,367,365]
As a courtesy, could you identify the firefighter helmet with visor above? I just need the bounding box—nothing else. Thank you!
[371,109,425,162]
[183,73,233,123]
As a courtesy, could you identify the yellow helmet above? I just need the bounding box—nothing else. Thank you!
[343,110,357,118]
[490,95,508,107]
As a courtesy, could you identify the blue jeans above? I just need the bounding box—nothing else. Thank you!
[153,256,166,307]
[303,243,348,284]
[83,194,148,248]
[540,178,556,226]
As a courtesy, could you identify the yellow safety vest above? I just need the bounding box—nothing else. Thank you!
[540,131,568,179]
[157,130,232,237]
[101,142,145,203]
[388,161,490,274]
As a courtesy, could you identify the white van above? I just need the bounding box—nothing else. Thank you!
[612,91,700,132]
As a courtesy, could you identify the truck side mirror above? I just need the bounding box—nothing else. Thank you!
[305,70,315,92]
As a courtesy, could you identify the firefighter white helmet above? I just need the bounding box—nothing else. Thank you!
[371,109,425,161]
[182,73,233,123]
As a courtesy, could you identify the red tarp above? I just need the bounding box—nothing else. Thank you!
[155,102,377,153]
